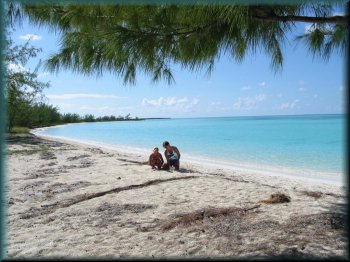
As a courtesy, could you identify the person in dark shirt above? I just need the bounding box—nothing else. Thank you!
[162,141,181,171]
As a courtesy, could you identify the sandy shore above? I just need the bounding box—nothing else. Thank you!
[4,133,348,259]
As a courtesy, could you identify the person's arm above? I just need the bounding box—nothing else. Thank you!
[164,150,170,162]
[173,146,180,159]
[160,153,164,165]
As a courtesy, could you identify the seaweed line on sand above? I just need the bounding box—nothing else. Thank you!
[20,176,199,219]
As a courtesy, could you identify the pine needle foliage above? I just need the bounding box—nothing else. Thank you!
[8,2,348,85]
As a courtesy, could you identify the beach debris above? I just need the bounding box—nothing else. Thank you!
[284,212,345,231]
[66,154,91,161]
[79,159,94,168]
[117,158,145,165]
[323,192,343,198]
[33,167,71,178]
[96,202,156,215]
[46,181,92,194]
[300,190,322,199]
[259,193,291,204]
[8,197,24,205]
[161,205,261,231]
[39,151,57,160]
[7,133,66,148]
[88,148,105,154]
[40,161,57,167]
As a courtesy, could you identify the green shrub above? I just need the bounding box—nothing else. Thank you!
[10,126,30,134]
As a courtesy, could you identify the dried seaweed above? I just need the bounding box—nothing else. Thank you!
[161,205,260,231]
[300,190,322,199]
[259,193,291,204]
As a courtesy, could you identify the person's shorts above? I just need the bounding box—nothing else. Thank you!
[150,158,162,166]
[169,159,179,166]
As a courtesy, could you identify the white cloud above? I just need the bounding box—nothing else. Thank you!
[241,85,251,91]
[280,99,300,109]
[233,94,266,110]
[277,93,283,98]
[305,24,316,33]
[142,96,190,107]
[142,96,200,112]
[305,24,334,34]
[259,82,266,87]
[255,94,266,101]
[8,64,48,78]
[191,98,199,106]
[7,62,26,72]
[290,99,299,109]
[177,97,189,104]
[142,97,162,107]
[47,93,127,100]
[298,87,307,92]
[19,34,42,41]
[79,106,93,110]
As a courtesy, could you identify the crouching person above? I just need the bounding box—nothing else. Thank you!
[149,147,164,170]
[162,141,181,171]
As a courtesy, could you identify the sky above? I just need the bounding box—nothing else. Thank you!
[8,6,347,119]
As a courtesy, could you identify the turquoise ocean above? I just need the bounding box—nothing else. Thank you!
[33,114,346,185]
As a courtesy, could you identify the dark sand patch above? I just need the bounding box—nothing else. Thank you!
[300,190,323,199]
[159,204,346,258]
[67,154,91,161]
[41,202,157,228]
[161,205,261,231]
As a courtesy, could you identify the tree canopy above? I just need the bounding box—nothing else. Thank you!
[5,38,50,131]
[8,1,348,85]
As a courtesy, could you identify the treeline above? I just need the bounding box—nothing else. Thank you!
[9,102,142,130]
[5,34,144,133]
[60,112,142,124]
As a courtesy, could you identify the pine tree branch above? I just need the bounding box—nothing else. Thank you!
[81,22,217,39]
[253,14,347,24]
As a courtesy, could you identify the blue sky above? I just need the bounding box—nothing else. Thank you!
[9,9,346,119]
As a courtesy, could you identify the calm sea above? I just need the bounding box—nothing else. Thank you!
[33,114,346,184]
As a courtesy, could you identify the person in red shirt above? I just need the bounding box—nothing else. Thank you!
[149,147,164,170]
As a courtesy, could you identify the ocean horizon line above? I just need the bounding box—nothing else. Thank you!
[146,113,344,120]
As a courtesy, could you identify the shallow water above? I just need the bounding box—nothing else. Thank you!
[33,114,346,184]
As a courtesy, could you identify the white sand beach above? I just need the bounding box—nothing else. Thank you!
[4,133,348,259]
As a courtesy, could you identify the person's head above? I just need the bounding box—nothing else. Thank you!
[162,141,170,149]
[153,147,159,153]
